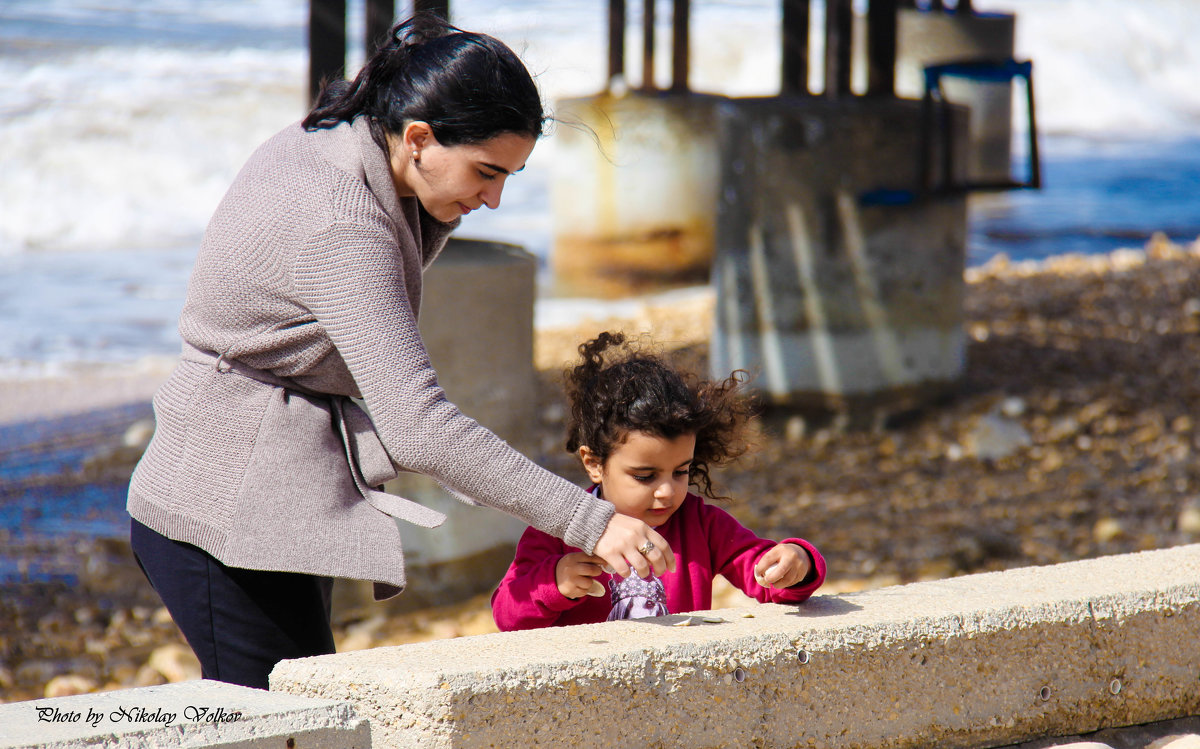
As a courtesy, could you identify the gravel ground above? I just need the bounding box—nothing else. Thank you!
[3,237,1200,741]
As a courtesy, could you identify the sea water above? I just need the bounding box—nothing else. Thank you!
[2,0,1200,376]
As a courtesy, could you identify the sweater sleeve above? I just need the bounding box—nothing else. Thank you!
[702,503,827,605]
[491,527,589,631]
[292,218,614,552]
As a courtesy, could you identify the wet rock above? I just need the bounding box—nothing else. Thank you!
[1047,416,1081,443]
[1148,736,1200,749]
[151,607,174,626]
[133,664,167,688]
[1093,518,1125,544]
[1000,396,1027,418]
[122,418,155,450]
[147,643,201,683]
[1179,504,1200,536]
[72,606,100,627]
[15,660,64,686]
[44,674,97,698]
[964,414,1032,461]
[785,415,806,444]
[339,615,388,652]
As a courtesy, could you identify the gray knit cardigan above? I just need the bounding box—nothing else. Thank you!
[127,118,614,599]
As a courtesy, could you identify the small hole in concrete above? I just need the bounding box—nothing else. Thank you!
[286,739,295,749]
[1039,686,1052,701]
[1109,678,1122,695]
[797,649,810,664]
[733,667,746,683]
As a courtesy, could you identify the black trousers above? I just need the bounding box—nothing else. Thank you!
[130,518,336,690]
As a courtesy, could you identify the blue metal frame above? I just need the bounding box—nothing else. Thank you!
[921,57,1041,193]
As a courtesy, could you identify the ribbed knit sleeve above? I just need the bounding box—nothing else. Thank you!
[291,215,613,552]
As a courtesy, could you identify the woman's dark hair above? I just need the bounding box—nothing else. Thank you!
[564,332,753,499]
[302,14,547,149]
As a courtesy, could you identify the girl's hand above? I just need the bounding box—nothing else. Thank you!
[593,513,676,579]
[556,552,607,599]
[754,543,812,589]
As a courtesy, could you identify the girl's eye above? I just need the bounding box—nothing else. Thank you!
[673,469,690,478]
[478,170,498,181]
[633,474,654,483]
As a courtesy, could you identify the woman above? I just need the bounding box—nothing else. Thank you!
[127,15,675,690]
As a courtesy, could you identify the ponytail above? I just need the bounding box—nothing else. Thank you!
[303,14,547,149]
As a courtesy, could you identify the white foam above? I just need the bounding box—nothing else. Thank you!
[977,0,1200,135]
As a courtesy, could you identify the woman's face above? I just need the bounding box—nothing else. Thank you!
[391,124,536,223]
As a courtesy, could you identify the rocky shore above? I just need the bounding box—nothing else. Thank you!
[4,237,1200,718]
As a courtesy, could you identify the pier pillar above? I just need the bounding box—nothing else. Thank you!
[710,96,969,413]
[332,238,536,619]
[551,92,722,297]
[895,8,1017,182]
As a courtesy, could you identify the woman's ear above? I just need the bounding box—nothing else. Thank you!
[402,121,436,156]
[578,446,605,484]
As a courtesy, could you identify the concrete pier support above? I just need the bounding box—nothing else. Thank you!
[895,9,1017,182]
[551,92,722,297]
[710,96,968,412]
[333,238,537,618]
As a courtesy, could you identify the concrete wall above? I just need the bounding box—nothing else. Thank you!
[272,544,1200,748]
[711,96,969,412]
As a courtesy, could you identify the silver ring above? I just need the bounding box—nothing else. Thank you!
[637,540,655,556]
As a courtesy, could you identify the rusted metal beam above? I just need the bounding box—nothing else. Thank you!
[309,0,347,105]
[413,0,449,19]
[824,0,852,97]
[365,0,394,56]
[642,0,657,91]
[670,0,689,92]
[781,0,810,95]
[608,0,626,87]
[865,0,897,96]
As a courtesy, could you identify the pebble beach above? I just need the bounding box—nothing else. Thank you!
[3,237,1200,746]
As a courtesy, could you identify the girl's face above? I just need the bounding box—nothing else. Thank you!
[580,431,696,527]
[390,123,535,223]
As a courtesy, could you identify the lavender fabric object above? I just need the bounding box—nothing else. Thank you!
[607,572,669,620]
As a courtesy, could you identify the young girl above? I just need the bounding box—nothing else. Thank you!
[491,332,826,630]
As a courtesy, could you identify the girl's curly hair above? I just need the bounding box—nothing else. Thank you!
[563,331,753,499]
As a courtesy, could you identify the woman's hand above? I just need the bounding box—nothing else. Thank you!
[754,543,812,589]
[593,514,676,579]
[555,552,607,599]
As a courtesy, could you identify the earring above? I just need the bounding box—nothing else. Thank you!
[412,150,420,162]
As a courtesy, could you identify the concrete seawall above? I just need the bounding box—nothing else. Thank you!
[5,545,1198,747]
[271,544,1200,748]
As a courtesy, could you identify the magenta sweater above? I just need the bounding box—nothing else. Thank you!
[491,493,827,630]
